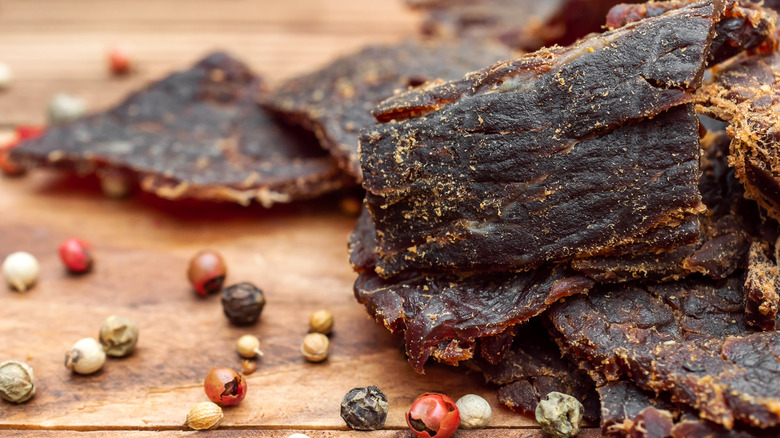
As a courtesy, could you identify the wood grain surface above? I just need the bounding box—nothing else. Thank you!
[0,0,600,436]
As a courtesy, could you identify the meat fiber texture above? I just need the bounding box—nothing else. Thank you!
[10,52,350,207]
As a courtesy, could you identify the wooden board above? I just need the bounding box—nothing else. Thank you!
[0,0,601,435]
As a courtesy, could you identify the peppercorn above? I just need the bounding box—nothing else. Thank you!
[221,282,265,326]
[535,392,584,438]
[309,309,334,335]
[340,386,388,430]
[107,45,133,75]
[0,62,12,90]
[65,338,106,375]
[188,250,227,296]
[456,394,491,429]
[99,172,133,199]
[58,238,93,274]
[406,393,460,438]
[2,251,40,292]
[0,361,35,404]
[99,315,139,357]
[204,367,247,407]
[241,359,257,375]
[301,333,329,363]
[186,401,223,430]
[47,93,87,126]
[236,334,264,359]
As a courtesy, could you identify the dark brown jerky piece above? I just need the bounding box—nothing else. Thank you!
[361,1,725,277]
[607,0,778,66]
[745,241,780,330]
[549,277,780,429]
[696,51,780,221]
[11,52,349,206]
[262,39,515,180]
[406,0,641,50]
[473,320,600,422]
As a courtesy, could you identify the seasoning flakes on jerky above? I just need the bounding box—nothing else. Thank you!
[744,241,780,331]
[263,39,516,180]
[11,52,349,206]
[361,1,729,278]
[549,275,780,429]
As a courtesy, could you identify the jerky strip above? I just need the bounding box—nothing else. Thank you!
[263,39,515,180]
[11,52,349,206]
[745,241,780,330]
[361,1,723,277]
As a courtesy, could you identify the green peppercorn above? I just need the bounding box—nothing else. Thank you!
[0,361,35,403]
[99,315,139,357]
[535,392,583,438]
[221,282,266,326]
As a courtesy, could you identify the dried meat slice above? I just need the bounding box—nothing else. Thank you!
[549,276,780,429]
[361,1,725,278]
[262,39,515,180]
[11,52,349,207]
[745,241,780,330]
[696,51,780,221]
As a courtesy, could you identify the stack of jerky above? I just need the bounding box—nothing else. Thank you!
[350,0,780,435]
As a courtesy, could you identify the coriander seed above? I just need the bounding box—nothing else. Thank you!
[301,333,329,362]
[221,282,265,326]
[187,250,227,296]
[535,392,583,438]
[309,309,333,335]
[65,338,106,375]
[47,93,87,126]
[99,315,139,357]
[456,394,492,429]
[0,360,35,404]
[2,251,40,292]
[186,401,223,430]
[236,334,264,359]
[204,367,247,407]
[340,385,388,430]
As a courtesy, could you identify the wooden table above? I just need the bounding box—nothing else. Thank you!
[0,1,601,436]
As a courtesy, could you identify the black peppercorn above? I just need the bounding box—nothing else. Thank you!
[340,385,389,431]
[221,282,266,326]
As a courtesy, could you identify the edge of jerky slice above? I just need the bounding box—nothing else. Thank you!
[262,38,516,180]
[360,0,725,278]
[11,52,350,207]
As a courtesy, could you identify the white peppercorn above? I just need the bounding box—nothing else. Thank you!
[47,93,87,126]
[2,251,40,292]
[535,392,583,438]
[99,315,139,357]
[236,334,264,359]
[65,338,106,375]
[456,394,492,429]
[301,333,329,362]
[0,62,12,90]
[0,361,35,403]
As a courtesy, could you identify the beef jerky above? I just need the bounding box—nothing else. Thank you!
[406,0,641,50]
[549,276,780,429]
[473,320,600,422]
[696,51,780,221]
[362,0,727,277]
[606,0,778,66]
[10,52,349,207]
[745,241,780,330]
[262,39,515,180]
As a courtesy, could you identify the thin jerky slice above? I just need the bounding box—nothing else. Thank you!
[11,52,349,206]
[549,277,780,429]
[745,241,780,330]
[406,0,641,50]
[473,320,600,422]
[361,1,724,277]
[263,39,515,180]
[696,51,780,220]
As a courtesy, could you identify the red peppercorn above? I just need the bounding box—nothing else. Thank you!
[108,45,132,75]
[187,250,227,296]
[406,393,460,438]
[58,238,93,274]
[203,367,246,407]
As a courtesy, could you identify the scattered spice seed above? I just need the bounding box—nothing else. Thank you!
[456,394,492,429]
[535,392,583,438]
[47,93,87,126]
[221,282,265,326]
[2,251,40,292]
[108,45,133,75]
[64,338,106,375]
[99,315,139,357]
[340,386,389,431]
[204,367,247,407]
[0,360,35,404]
[186,401,223,430]
[309,309,333,335]
[241,359,257,376]
[58,238,94,274]
[0,62,12,90]
[98,171,133,199]
[301,333,329,363]
[406,393,460,438]
[187,250,227,296]
[236,334,264,359]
